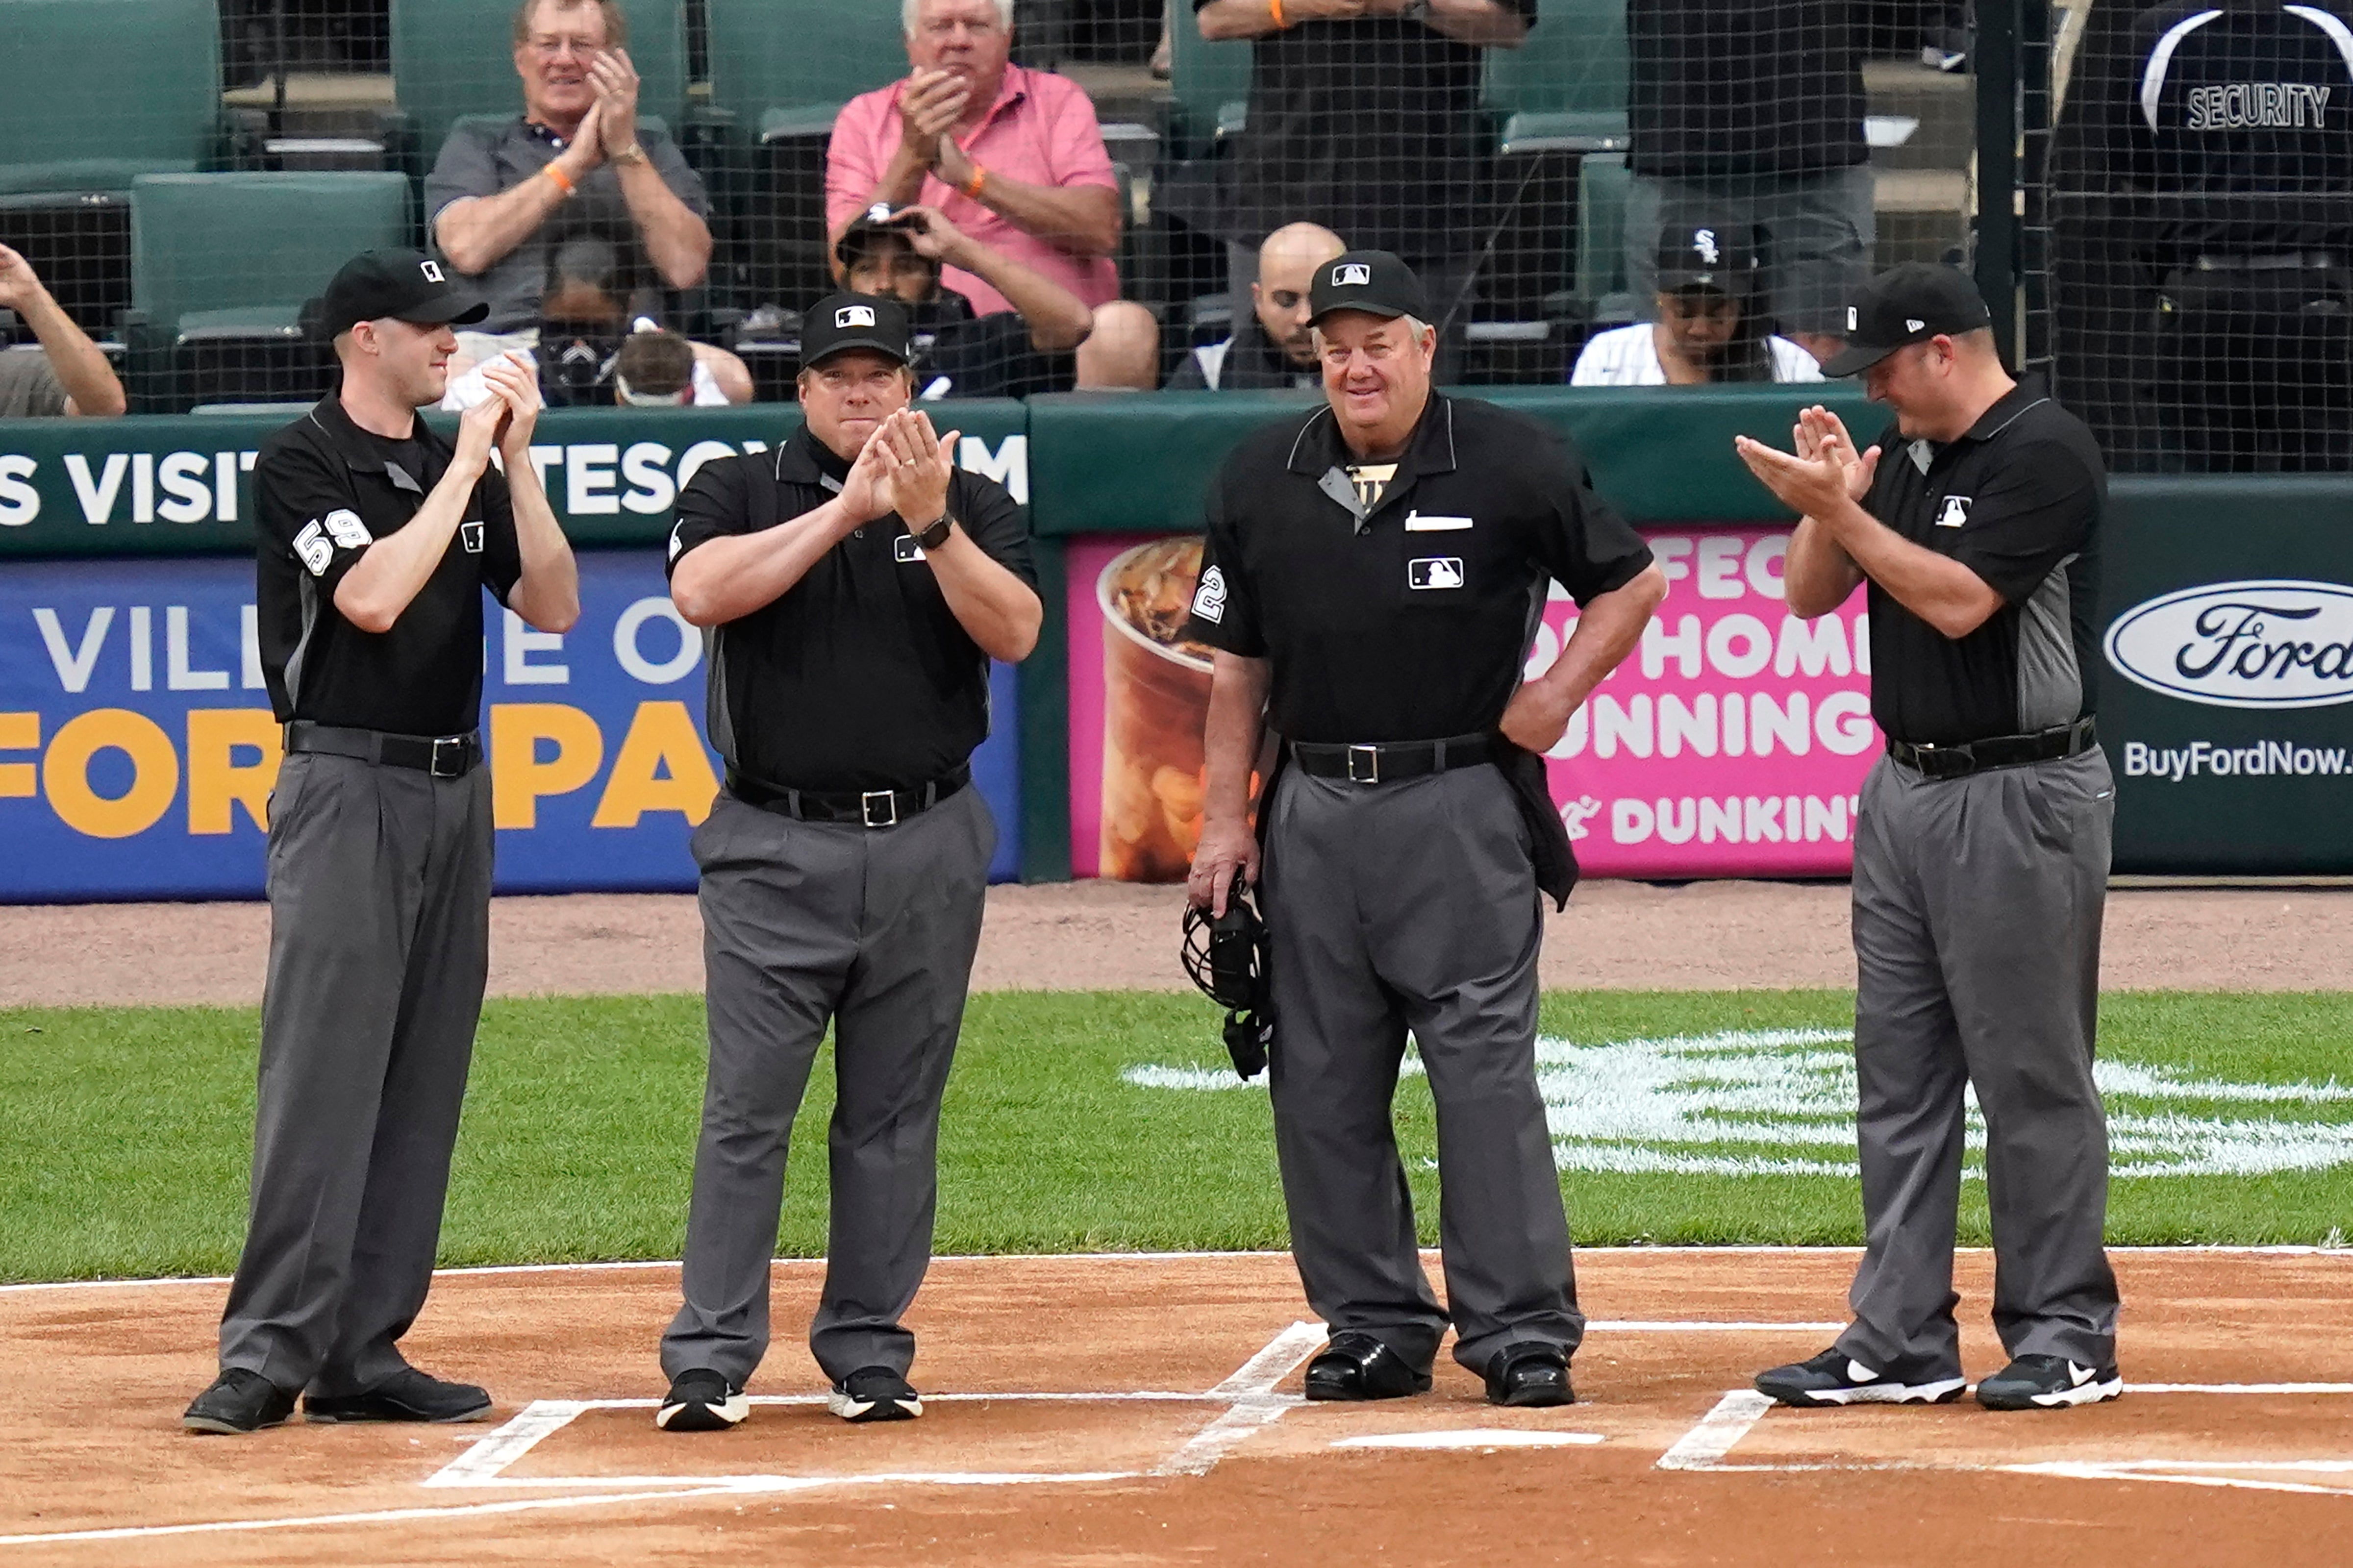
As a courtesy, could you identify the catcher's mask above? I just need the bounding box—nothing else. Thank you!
[1180,874,1275,1080]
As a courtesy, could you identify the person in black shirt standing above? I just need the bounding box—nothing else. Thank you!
[654,294,1040,1434]
[2103,0,2353,470]
[1185,252,1663,1409]
[184,249,579,1435]
[1192,0,1535,371]
[1626,0,1874,360]
[1735,264,2121,1414]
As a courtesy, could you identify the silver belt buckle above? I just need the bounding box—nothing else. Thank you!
[1346,745,1380,785]
[861,790,900,829]
[429,736,467,777]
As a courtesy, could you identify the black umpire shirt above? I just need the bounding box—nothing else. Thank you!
[254,393,522,737]
[1182,394,1652,744]
[1860,380,2107,747]
[666,422,1036,794]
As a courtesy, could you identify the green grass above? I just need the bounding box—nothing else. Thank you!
[3,990,2350,1281]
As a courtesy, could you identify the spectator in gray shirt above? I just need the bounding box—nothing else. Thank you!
[0,245,126,418]
[426,0,749,400]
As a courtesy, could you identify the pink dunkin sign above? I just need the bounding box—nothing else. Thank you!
[1065,527,1877,881]
[1539,527,1876,877]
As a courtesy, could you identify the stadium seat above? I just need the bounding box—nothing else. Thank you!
[0,0,238,341]
[699,0,909,317]
[126,172,413,411]
[1575,151,1636,324]
[1485,0,1629,155]
[387,0,689,178]
[1167,4,1252,158]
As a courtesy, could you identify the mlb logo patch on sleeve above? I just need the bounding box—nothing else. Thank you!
[1408,557,1465,590]
[1936,495,1972,528]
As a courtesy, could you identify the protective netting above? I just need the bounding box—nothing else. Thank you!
[0,0,2333,457]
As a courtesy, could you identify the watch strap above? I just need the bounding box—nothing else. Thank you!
[913,513,953,550]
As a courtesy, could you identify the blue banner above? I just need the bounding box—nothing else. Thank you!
[0,550,1022,900]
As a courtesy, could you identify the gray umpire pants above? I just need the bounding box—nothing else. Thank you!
[1259,763,1582,1377]
[1836,748,2121,1375]
[660,784,994,1387]
[218,751,493,1397]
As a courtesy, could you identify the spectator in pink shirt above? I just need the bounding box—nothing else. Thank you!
[827,0,1161,388]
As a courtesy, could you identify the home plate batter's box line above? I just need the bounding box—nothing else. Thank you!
[1658,1386,2353,1495]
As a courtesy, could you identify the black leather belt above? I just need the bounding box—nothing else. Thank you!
[285,721,481,778]
[1888,718,2097,781]
[727,763,970,828]
[1289,732,1492,785]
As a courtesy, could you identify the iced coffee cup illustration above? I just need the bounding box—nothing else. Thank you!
[1098,536,1215,882]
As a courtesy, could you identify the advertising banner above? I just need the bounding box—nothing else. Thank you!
[2096,477,2353,875]
[0,551,1022,900]
[1065,528,1876,880]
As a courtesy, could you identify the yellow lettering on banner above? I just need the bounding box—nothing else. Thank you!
[591,700,719,828]
[187,709,283,833]
[45,709,179,838]
[0,712,38,798]
[491,703,604,828]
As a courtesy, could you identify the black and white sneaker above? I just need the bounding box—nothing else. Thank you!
[656,1369,749,1432]
[1976,1355,2122,1410]
[1754,1347,1967,1407]
[829,1366,922,1423]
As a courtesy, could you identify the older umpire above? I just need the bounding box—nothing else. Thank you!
[654,294,1040,1433]
[1737,264,2120,1413]
[184,250,579,1434]
[1185,252,1664,1407]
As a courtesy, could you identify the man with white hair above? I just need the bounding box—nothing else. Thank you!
[1184,250,1665,1411]
[826,0,1161,388]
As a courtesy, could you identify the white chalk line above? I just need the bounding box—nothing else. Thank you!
[2005,1461,2353,1499]
[1655,1391,1775,1471]
[7,1243,2347,1294]
[1152,1321,1327,1478]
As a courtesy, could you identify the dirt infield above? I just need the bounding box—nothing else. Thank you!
[5,1249,2352,1565]
[4,880,2349,1007]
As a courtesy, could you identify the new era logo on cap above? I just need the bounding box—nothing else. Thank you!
[1906,318,1925,332]
[1332,262,1371,287]
[835,304,877,329]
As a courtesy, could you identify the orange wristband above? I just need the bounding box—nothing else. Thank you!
[542,163,575,198]
[960,163,988,201]
[1269,0,1287,26]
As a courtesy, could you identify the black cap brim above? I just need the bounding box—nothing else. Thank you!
[1820,339,1903,377]
[1308,301,1413,327]
[1658,271,1755,297]
[805,335,911,369]
[398,297,491,328]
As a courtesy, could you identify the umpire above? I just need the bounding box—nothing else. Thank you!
[1184,252,1664,1408]
[653,295,1039,1433]
[184,249,579,1434]
[1736,263,2120,1413]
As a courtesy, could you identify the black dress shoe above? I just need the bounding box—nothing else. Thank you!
[184,1368,299,1434]
[304,1367,492,1424]
[1303,1331,1434,1402]
[1484,1344,1575,1408]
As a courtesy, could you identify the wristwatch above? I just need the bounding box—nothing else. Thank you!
[913,513,954,551]
[610,141,648,166]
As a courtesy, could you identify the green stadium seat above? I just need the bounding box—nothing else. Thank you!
[127,172,414,411]
[1576,151,1636,323]
[1168,4,1252,157]
[1485,0,1629,153]
[389,0,688,176]
[702,0,906,145]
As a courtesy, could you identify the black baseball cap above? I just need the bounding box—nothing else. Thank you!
[1655,222,1759,296]
[835,201,933,272]
[1307,249,1429,326]
[1820,262,1994,377]
[311,247,487,341]
[800,291,915,368]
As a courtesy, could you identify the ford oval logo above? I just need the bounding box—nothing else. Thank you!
[2104,579,2353,710]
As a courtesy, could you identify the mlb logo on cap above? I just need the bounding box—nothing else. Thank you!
[836,304,877,329]
[420,259,444,283]
[1333,263,1371,287]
